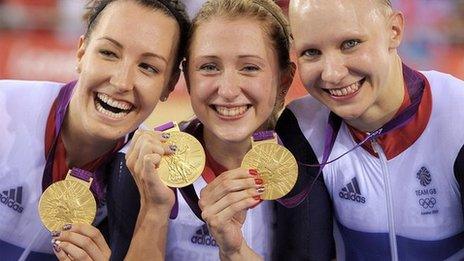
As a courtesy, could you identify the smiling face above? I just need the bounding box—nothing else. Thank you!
[290,0,404,130]
[70,0,180,142]
[187,17,282,143]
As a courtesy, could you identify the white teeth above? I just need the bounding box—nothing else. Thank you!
[97,93,132,110]
[96,101,129,119]
[328,81,361,97]
[215,105,249,117]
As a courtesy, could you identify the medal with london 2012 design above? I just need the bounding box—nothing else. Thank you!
[241,131,298,200]
[38,168,96,231]
[156,122,205,188]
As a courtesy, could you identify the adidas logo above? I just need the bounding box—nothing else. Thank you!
[0,186,24,213]
[338,178,366,204]
[190,224,217,247]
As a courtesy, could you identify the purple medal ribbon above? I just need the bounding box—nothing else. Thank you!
[279,64,426,208]
[154,121,179,219]
[70,167,93,182]
[253,130,275,141]
[42,81,106,206]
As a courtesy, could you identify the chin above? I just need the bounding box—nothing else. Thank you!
[215,129,252,144]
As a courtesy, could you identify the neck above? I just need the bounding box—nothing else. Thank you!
[61,103,117,168]
[347,55,405,132]
[203,129,251,170]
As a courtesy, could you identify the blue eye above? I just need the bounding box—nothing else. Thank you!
[139,63,159,74]
[199,63,219,72]
[341,39,360,50]
[242,65,260,72]
[302,49,321,58]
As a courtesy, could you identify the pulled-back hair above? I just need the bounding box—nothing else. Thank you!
[187,0,292,71]
[84,0,190,67]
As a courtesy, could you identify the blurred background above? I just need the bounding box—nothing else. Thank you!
[1,0,463,126]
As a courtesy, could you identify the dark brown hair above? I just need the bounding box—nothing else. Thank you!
[84,0,190,67]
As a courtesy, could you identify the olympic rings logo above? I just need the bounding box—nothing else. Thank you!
[419,197,436,209]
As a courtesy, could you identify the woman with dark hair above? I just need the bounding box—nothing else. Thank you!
[0,0,190,260]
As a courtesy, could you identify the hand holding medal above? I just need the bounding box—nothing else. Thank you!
[241,131,298,200]
[156,122,205,188]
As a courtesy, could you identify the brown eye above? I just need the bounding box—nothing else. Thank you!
[99,49,117,58]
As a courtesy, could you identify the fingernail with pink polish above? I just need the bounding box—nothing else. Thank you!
[254,178,263,185]
[53,242,61,252]
[169,144,177,152]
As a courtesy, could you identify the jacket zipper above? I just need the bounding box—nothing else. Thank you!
[372,139,398,261]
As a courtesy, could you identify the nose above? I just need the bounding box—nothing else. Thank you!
[321,53,348,86]
[217,70,241,100]
[110,60,135,92]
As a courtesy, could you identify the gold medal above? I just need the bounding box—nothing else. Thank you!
[156,122,205,188]
[241,131,298,200]
[38,170,96,231]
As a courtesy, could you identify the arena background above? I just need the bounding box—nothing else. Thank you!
[1,0,463,127]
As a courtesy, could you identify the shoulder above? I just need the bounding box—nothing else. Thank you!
[0,79,63,94]
[0,79,63,109]
[281,95,329,134]
[0,79,63,124]
[276,95,328,154]
[420,70,464,94]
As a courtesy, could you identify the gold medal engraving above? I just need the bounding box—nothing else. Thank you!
[241,143,298,200]
[158,131,205,187]
[39,178,96,231]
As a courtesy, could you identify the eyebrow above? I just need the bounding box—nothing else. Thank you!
[97,37,168,64]
[238,55,265,61]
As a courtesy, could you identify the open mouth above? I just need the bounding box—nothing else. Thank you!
[94,93,134,119]
[323,78,365,97]
[210,104,252,118]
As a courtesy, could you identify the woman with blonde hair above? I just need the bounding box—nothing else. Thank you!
[111,0,295,260]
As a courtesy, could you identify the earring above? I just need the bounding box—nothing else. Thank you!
[161,96,167,102]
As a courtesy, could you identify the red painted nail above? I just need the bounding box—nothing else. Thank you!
[254,178,263,185]
[249,169,258,176]
[253,195,261,200]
